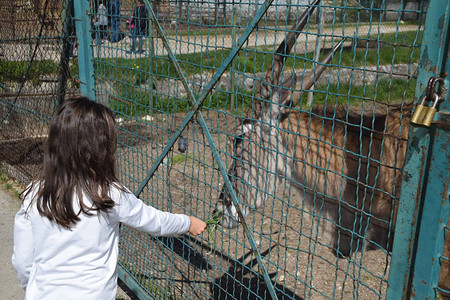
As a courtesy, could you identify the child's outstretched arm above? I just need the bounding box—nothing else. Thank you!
[188,216,207,236]
[113,189,206,237]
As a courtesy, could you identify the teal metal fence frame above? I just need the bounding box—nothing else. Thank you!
[387,0,450,299]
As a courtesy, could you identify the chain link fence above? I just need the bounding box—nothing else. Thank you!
[0,0,79,182]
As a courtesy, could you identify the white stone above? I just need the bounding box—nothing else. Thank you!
[142,115,153,122]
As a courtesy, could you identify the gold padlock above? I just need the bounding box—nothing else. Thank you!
[411,96,429,125]
[422,93,441,127]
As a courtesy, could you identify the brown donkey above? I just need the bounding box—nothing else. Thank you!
[214,0,450,297]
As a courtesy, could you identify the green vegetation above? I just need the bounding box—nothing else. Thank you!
[110,81,254,117]
[109,76,414,117]
[313,77,416,106]
[1,29,421,117]
[170,154,199,165]
[95,30,422,80]
[0,169,8,183]
[206,210,223,252]
[95,29,421,116]
[0,59,59,85]
[0,168,23,199]
[0,30,421,83]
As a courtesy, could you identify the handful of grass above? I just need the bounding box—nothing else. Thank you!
[205,210,223,252]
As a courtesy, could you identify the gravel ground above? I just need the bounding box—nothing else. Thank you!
[0,186,25,300]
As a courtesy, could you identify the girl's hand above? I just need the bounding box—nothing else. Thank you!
[188,216,207,236]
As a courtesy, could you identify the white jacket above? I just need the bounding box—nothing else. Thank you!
[12,184,191,300]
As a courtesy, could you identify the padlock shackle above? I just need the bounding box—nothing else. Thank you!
[430,93,441,109]
[414,80,444,128]
[426,76,444,100]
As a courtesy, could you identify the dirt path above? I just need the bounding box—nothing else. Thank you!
[0,187,25,300]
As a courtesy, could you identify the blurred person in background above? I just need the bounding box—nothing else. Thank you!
[127,0,148,54]
[108,0,122,42]
[94,1,108,45]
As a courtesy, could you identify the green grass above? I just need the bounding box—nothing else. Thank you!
[313,77,416,106]
[171,154,187,165]
[102,30,419,117]
[166,20,421,37]
[1,29,421,119]
[206,210,223,246]
[170,154,200,165]
[49,30,419,117]
[110,81,254,117]
[0,59,59,85]
[0,27,422,85]
[0,171,8,183]
[93,30,422,82]
[102,32,419,117]
[109,76,414,117]
[1,29,421,85]
[110,84,189,116]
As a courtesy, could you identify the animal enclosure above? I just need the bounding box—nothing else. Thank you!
[1,0,449,299]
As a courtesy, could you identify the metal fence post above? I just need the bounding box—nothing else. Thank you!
[148,6,154,117]
[409,0,450,296]
[57,0,75,105]
[73,0,96,101]
[229,1,237,112]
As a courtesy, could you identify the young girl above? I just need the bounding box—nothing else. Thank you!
[12,96,206,299]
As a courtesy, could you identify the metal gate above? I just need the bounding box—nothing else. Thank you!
[1,0,449,299]
[388,1,450,298]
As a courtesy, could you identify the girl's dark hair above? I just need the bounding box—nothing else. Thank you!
[24,95,120,229]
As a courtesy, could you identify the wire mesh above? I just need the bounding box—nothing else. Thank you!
[1,0,449,299]
[93,0,425,299]
[0,0,79,182]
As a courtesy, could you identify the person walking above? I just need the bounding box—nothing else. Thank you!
[108,0,122,42]
[127,0,148,54]
[94,1,108,45]
[12,96,207,300]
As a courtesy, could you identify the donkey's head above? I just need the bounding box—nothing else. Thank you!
[216,0,346,228]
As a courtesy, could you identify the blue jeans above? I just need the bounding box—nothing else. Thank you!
[109,0,121,42]
[130,27,144,52]
[95,25,106,45]
[68,38,75,57]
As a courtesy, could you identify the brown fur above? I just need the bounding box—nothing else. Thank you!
[216,0,448,294]
[279,105,410,255]
[219,104,449,295]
